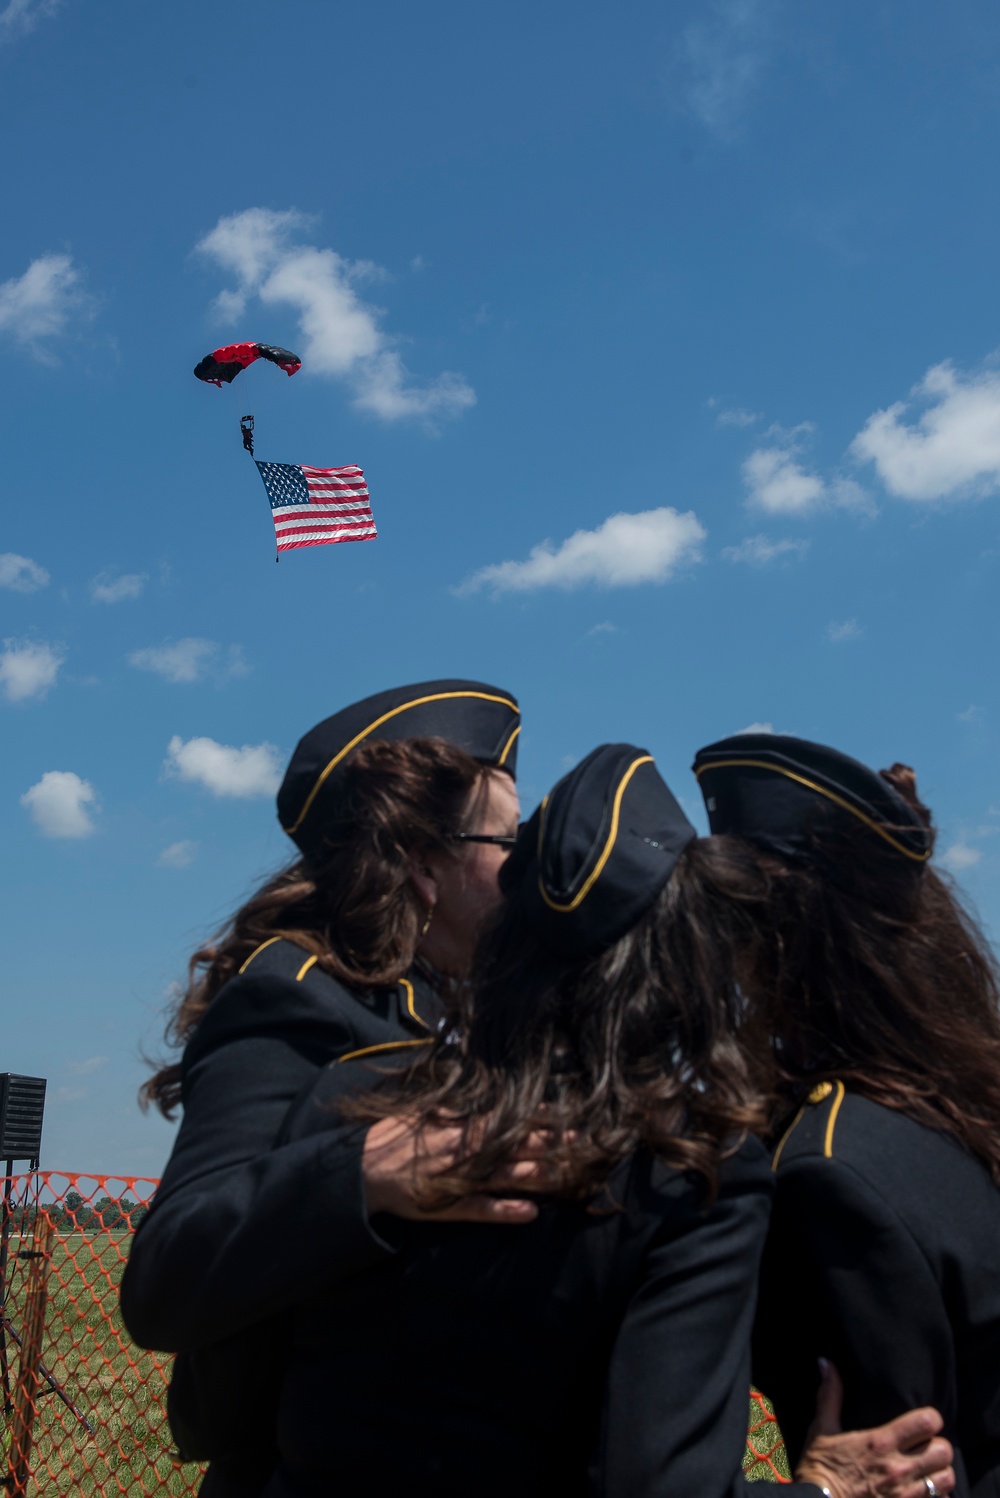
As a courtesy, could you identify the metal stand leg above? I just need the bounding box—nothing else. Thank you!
[7,1213,53,1496]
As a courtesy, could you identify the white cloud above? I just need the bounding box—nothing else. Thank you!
[0,553,49,592]
[225,645,249,677]
[355,352,475,422]
[130,638,216,683]
[958,704,981,723]
[21,770,96,838]
[459,508,706,595]
[588,621,619,636]
[90,571,146,604]
[164,735,282,798]
[66,1055,108,1077]
[0,254,89,355]
[743,444,825,515]
[851,360,1000,502]
[736,721,775,734]
[669,0,774,140]
[196,208,475,424]
[715,405,761,428]
[939,841,982,873]
[723,534,809,565]
[0,639,63,701]
[158,840,198,869]
[743,438,870,517]
[738,356,1000,517]
[830,478,872,512]
[826,618,862,643]
[0,0,62,42]
[129,638,247,684]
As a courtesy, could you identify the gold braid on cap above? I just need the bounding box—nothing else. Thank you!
[538,756,654,912]
[694,758,930,863]
[285,689,519,837]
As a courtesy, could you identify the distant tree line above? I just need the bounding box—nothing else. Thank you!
[5,1193,150,1233]
[53,1191,149,1231]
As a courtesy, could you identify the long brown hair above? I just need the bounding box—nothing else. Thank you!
[741,764,1000,1183]
[142,737,485,1117]
[350,836,770,1201]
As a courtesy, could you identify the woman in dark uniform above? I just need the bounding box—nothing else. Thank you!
[120,679,548,1489]
[273,743,954,1498]
[693,732,1000,1498]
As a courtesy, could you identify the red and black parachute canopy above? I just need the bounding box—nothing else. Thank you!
[193,342,302,388]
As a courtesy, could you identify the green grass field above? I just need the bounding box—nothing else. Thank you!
[0,1228,788,1494]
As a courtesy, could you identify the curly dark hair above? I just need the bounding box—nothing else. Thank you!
[740,763,1000,1183]
[142,737,486,1117]
[348,836,771,1201]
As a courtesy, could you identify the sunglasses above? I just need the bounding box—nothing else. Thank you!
[448,831,520,849]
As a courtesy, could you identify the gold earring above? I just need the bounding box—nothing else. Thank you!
[420,907,434,938]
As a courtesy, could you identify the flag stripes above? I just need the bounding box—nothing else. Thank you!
[254,461,377,555]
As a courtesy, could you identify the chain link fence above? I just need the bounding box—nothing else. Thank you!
[0,1171,788,1493]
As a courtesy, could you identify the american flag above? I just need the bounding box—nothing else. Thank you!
[254,462,377,555]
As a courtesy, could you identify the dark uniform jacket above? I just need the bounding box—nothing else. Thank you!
[119,939,441,1490]
[753,1082,1000,1498]
[257,1056,824,1498]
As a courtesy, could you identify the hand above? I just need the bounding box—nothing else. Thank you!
[362,1115,558,1224]
[795,1360,955,1498]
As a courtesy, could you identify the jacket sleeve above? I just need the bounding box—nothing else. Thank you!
[592,1144,823,1498]
[752,1155,957,1467]
[120,979,394,1353]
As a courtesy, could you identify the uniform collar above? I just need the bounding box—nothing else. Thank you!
[399,963,448,1033]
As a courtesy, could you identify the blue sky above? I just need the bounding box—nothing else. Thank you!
[3,0,1000,1175]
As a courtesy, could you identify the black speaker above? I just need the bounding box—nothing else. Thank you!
[0,1076,46,1163]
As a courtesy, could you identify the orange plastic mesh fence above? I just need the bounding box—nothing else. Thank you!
[745,1387,792,1483]
[0,1171,787,1495]
[0,1172,201,1496]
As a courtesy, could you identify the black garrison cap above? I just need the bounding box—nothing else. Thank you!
[692,732,930,869]
[279,678,520,855]
[502,743,697,959]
